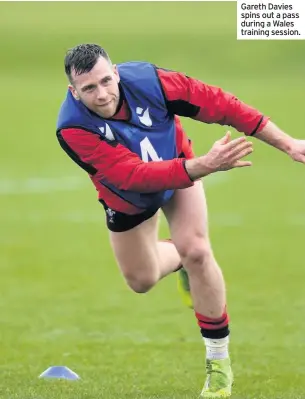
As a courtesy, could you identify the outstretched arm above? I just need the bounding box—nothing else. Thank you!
[156,67,269,135]
[58,128,254,192]
[157,68,304,164]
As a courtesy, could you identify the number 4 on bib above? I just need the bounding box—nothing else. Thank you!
[140,137,163,162]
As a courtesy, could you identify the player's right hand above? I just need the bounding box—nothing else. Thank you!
[202,131,253,173]
[184,131,253,180]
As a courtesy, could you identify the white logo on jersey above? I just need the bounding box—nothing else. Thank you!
[140,137,162,162]
[136,107,152,127]
[99,123,115,141]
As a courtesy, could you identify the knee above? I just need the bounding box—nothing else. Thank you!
[124,271,159,294]
[177,238,212,269]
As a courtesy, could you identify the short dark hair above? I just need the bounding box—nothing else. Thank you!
[64,43,111,83]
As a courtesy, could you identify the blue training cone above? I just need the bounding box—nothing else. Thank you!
[39,366,80,380]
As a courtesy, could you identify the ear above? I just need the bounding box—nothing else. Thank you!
[112,64,120,83]
[68,84,80,100]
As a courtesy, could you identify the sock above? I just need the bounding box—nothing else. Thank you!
[195,310,230,360]
[203,336,229,360]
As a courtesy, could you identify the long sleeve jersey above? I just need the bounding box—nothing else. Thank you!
[57,67,269,213]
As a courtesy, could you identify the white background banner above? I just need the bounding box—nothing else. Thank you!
[237,0,305,40]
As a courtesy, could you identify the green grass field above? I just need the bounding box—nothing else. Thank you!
[1,2,305,398]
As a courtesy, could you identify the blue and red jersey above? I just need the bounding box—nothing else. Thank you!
[57,63,268,214]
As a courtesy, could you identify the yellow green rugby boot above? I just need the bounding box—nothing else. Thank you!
[177,267,193,309]
[200,357,233,398]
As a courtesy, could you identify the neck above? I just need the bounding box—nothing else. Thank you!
[113,84,124,116]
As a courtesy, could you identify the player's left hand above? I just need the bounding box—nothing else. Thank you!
[287,139,305,164]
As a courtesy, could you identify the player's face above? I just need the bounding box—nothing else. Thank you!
[69,57,120,119]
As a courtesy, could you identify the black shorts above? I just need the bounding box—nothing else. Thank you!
[99,200,159,232]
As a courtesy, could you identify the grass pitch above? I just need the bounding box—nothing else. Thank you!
[0,2,305,398]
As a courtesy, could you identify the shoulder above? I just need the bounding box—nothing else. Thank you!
[58,127,101,144]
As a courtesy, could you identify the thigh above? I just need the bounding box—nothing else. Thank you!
[109,211,160,278]
[162,181,209,252]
